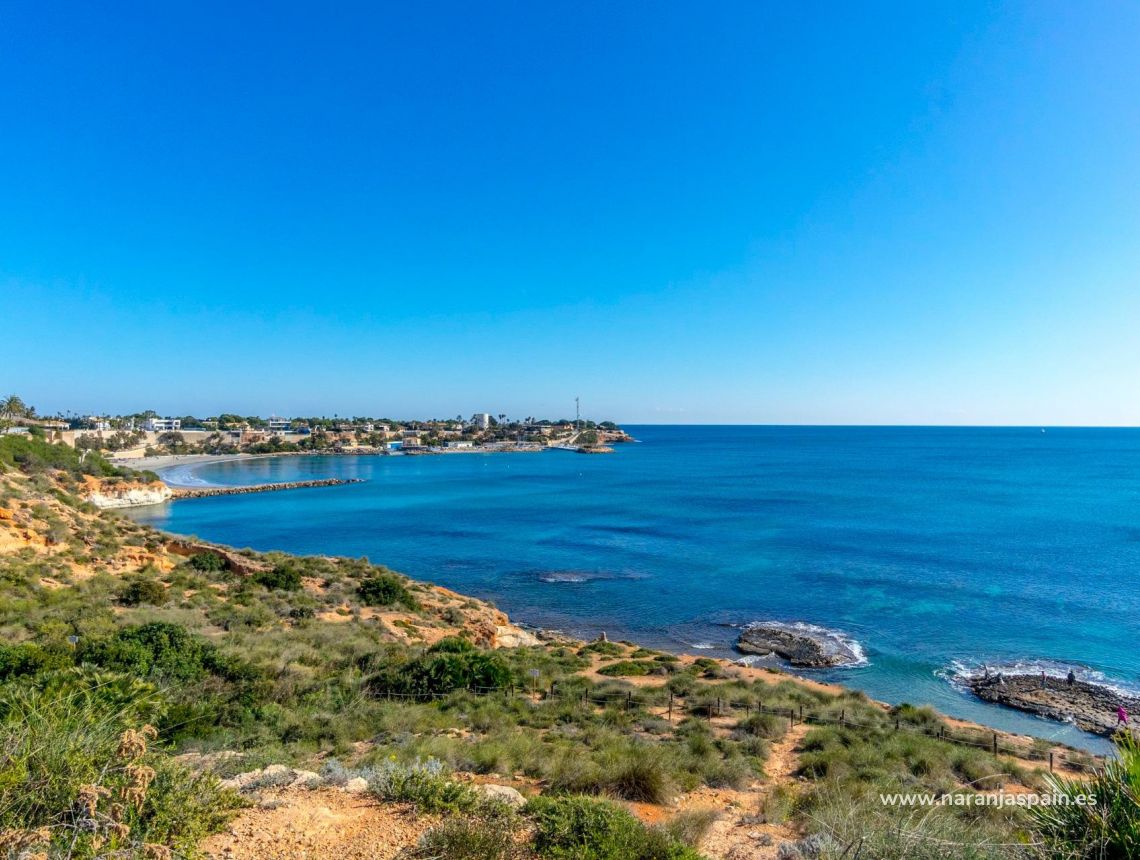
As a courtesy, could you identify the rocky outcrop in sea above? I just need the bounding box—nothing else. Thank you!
[736,621,862,668]
[967,673,1140,736]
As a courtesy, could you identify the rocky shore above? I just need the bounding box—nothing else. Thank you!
[967,673,1140,736]
[736,621,862,668]
[172,478,364,499]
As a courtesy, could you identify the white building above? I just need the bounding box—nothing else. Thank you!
[267,416,291,433]
[471,412,492,429]
[143,418,181,432]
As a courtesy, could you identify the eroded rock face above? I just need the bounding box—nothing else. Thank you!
[85,482,173,509]
[736,622,860,668]
[967,674,1140,736]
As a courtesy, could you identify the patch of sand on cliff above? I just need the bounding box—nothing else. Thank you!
[201,789,432,860]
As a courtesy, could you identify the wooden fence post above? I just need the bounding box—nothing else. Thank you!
[1049,752,1054,772]
[992,733,998,755]
[668,692,673,722]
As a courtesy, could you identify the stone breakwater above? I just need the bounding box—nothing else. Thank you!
[172,478,364,499]
[967,674,1140,736]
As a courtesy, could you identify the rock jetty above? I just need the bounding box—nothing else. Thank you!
[967,674,1140,736]
[736,622,860,668]
[172,478,363,499]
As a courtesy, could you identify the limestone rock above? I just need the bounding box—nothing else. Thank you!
[474,784,526,807]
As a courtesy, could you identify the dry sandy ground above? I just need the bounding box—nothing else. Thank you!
[201,790,433,860]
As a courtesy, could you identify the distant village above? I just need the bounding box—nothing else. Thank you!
[0,395,631,457]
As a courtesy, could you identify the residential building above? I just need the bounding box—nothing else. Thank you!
[471,412,492,429]
[143,418,181,432]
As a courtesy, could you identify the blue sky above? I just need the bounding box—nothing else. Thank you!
[2,2,1138,424]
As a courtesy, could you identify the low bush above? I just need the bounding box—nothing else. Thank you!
[118,576,168,606]
[367,644,511,698]
[358,573,420,609]
[253,564,303,591]
[0,684,239,858]
[408,805,525,859]
[1032,732,1140,859]
[188,551,226,572]
[579,640,625,657]
[598,660,652,677]
[0,642,74,681]
[526,794,703,860]
[368,757,478,813]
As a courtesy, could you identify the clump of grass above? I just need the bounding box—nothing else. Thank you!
[664,808,719,847]
[579,639,625,657]
[1031,732,1140,859]
[598,660,653,677]
[0,683,239,857]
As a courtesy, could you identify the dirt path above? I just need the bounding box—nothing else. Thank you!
[690,723,810,860]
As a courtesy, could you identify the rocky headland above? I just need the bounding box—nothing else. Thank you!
[967,673,1140,736]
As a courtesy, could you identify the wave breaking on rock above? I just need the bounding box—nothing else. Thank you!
[735,621,866,668]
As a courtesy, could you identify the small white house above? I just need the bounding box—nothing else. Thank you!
[143,418,181,432]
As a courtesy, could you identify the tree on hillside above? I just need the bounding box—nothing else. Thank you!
[157,431,186,452]
[1,395,33,421]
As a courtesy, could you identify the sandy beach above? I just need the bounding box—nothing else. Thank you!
[111,453,271,486]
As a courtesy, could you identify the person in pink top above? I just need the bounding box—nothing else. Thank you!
[1117,705,1129,727]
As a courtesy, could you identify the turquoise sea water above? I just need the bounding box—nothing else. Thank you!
[128,426,1140,752]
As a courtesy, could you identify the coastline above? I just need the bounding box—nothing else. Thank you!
[122,449,1126,754]
[112,453,274,487]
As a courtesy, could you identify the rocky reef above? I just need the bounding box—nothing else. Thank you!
[736,621,862,668]
[967,673,1140,736]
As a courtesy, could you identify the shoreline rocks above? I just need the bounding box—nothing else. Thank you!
[967,673,1140,736]
[736,622,861,668]
[172,478,364,499]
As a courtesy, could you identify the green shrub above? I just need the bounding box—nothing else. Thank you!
[188,551,226,572]
[430,636,477,654]
[0,684,239,858]
[598,660,652,677]
[601,748,674,803]
[367,647,511,698]
[526,795,703,860]
[118,576,168,606]
[0,642,74,681]
[253,564,303,591]
[357,573,419,609]
[368,757,478,813]
[734,713,784,740]
[580,640,625,657]
[1032,732,1140,859]
[79,622,260,687]
[409,806,525,859]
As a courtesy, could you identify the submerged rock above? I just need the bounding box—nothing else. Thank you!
[967,673,1140,736]
[736,622,860,668]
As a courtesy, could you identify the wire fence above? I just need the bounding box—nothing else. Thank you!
[373,680,1106,775]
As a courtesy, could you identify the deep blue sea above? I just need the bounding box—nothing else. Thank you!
[128,426,1140,752]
